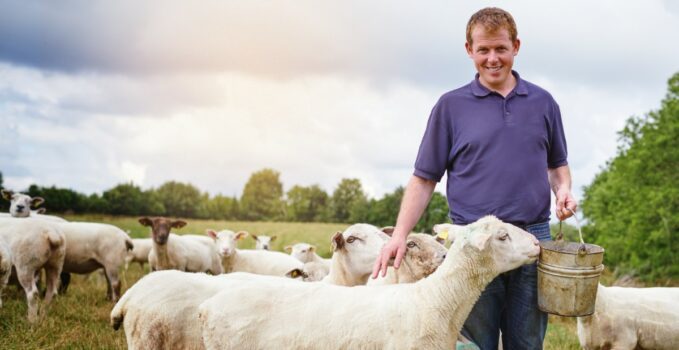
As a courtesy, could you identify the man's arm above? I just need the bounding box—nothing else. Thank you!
[548,165,578,220]
[371,175,436,278]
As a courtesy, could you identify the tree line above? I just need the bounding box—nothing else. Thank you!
[0,169,449,233]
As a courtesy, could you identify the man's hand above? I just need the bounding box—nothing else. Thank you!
[371,236,407,279]
[555,188,578,221]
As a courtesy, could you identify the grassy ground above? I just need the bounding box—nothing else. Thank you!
[0,215,584,349]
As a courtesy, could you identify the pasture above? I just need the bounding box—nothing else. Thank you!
[0,215,582,349]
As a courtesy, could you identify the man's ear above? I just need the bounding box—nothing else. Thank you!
[138,217,153,227]
[465,41,473,57]
[171,220,187,229]
[31,197,45,208]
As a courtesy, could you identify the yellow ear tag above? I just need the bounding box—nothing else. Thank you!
[436,229,449,241]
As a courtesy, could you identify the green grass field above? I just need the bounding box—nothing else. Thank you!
[0,215,582,349]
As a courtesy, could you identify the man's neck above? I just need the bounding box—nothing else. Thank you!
[479,74,517,98]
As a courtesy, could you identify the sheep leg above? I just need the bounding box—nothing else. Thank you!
[16,266,40,323]
[103,267,121,301]
[43,264,61,304]
[59,272,71,294]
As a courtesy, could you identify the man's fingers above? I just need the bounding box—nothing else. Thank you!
[380,253,389,278]
[371,255,382,279]
[394,247,406,269]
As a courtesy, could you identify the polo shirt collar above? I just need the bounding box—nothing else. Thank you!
[471,70,528,97]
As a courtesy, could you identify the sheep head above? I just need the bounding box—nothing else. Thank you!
[139,216,187,245]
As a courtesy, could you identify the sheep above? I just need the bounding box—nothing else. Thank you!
[124,238,152,270]
[285,242,331,269]
[196,216,540,349]
[139,217,223,275]
[1,190,67,222]
[0,220,66,322]
[367,233,447,285]
[207,229,302,276]
[285,261,330,282]
[56,221,134,301]
[0,239,11,308]
[577,284,679,350]
[251,233,276,250]
[110,270,302,350]
[320,223,390,286]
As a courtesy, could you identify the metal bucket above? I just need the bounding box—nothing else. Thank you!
[537,209,605,317]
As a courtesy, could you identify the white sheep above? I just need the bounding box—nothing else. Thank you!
[196,216,540,349]
[0,219,66,322]
[124,238,152,270]
[367,232,447,285]
[285,261,330,282]
[208,229,302,276]
[577,284,679,350]
[285,242,331,268]
[1,190,67,222]
[0,239,11,308]
[139,217,223,275]
[55,221,134,301]
[251,233,276,250]
[110,270,301,350]
[321,223,390,286]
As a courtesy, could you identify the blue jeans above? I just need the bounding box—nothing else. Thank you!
[460,221,552,350]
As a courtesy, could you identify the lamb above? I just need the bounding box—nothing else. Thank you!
[57,221,134,301]
[208,229,302,276]
[124,238,152,270]
[139,217,222,275]
[285,261,330,282]
[251,233,276,250]
[110,270,302,350]
[367,233,447,285]
[0,239,11,308]
[196,216,540,349]
[285,242,331,268]
[1,190,67,222]
[320,223,390,286]
[0,220,66,322]
[577,284,679,350]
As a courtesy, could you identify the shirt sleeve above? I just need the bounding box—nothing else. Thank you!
[547,99,568,169]
[413,97,453,182]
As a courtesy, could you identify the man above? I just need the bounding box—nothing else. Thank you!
[372,7,577,350]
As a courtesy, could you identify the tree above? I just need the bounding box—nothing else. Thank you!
[414,191,450,233]
[103,183,147,216]
[286,185,329,222]
[156,181,203,218]
[0,171,6,212]
[240,169,285,221]
[27,184,88,213]
[328,178,368,223]
[581,72,679,281]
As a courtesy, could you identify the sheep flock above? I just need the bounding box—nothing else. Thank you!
[1,189,678,349]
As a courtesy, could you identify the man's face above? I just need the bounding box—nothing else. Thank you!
[465,26,520,91]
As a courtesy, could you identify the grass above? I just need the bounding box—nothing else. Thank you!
[1,215,586,349]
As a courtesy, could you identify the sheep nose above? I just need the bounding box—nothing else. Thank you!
[16,205,24,210]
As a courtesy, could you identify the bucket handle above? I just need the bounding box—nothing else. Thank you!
[557,208,588,255]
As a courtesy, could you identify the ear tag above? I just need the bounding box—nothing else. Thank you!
[436,229,449,241]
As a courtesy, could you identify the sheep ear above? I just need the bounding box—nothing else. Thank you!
[433,223,464,244]
[309,245,316,252]
[206,229,218,239]
[270,235,277,242]
[31,196,45,208]
[138,217,153,227]
[171,220,187,229]
[235,231,248,240]
[380,226,395,236]
[331,231,344,251]
[470,232,493,251]
[1,190,13,201]
[36,208,47,214]
[284,245,292,253]
[250,233,259,241]
[286,268,303,279]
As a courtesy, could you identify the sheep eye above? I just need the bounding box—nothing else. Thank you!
[406,241,417,248]
[499,233,509,241]
[346,236,356,243]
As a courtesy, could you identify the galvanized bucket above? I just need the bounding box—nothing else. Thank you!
[537,209,605,317]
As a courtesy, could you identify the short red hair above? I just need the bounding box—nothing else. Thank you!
[466,7,518,45]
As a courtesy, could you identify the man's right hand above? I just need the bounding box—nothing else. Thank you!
[371,236,407,279]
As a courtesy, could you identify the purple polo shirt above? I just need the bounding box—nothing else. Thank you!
[414,71,568,226]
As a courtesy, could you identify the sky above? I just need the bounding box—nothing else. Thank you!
[1,0,678,216]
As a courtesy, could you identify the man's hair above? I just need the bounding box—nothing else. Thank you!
[466,7,518,45]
